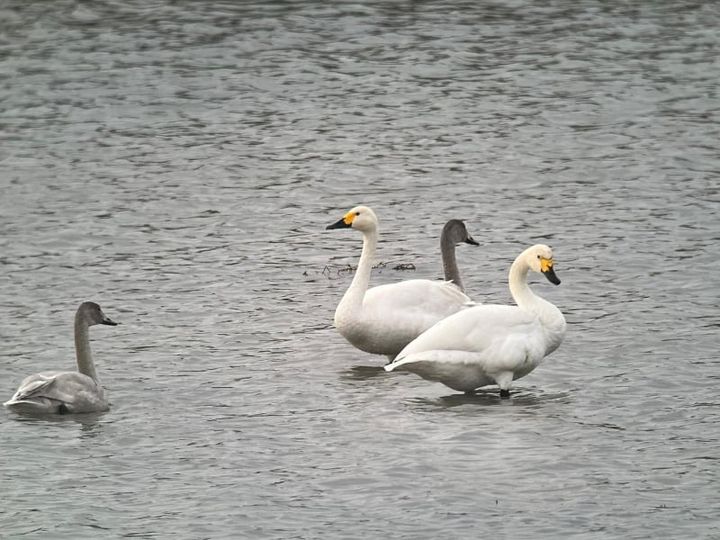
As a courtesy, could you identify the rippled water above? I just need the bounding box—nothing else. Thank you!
[1,1,719,538]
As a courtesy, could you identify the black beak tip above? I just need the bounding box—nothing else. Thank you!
[326,218,350,230]
[465,237,479,246]
[103,319,119,326]
[543,267,561,286]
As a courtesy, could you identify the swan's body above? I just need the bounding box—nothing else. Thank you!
[327,206,476,359]
[4,302,118,414]
[336,277,472,356]
[385,244,566,397]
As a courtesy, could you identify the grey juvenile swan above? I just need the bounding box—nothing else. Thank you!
[440,218,478,293]
[4,302,118,414]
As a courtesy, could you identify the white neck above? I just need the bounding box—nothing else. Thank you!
[337,228,377,315]
[74,313,98,381]
[441,237,463,291]
[508,255,565,333]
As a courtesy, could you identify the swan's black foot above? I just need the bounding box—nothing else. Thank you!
[499,389,511,399]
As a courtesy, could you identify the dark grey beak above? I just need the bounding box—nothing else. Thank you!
[326,217,351,230]
[542,266,561,285]
[464,236,479,246]
[101,316,119,326]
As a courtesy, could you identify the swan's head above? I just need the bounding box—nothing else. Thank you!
[524,244,561,285]
[442,219,479,246]
[78,302,119,326]
[326,205,378,233]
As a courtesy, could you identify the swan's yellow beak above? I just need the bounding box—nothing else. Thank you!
[326,211,356,230]
[541,257,561,285]
[342,210,356,225]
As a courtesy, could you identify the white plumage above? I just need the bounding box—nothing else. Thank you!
[385,244,566,397]
[326,206,475,359]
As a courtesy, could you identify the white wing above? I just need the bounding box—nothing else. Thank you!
[386,305,548,391]
[399,305,538,357]
[364,278,473,334]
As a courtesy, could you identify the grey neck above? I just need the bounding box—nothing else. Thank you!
[441,235,463,292]
[74,312,98,381]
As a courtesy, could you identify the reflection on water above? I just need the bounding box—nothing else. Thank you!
[1,0,719,538]
[414,389,574,409]
[11,411,106,433]
[400,387,575,412]
[340,364,388,381]
[6,411,108,461]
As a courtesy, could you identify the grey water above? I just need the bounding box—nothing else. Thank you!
[1,1,718,538]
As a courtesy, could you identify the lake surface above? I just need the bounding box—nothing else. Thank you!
[1,1,718,538]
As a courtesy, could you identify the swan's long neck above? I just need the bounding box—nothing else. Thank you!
[508,257,564,331]
[441,237,463,292]
[338,228,377,314]
[74,313,98,381]
[508,259,536,310]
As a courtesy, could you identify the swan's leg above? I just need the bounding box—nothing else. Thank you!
[495,372,514,399]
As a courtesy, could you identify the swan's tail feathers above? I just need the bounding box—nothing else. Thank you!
[384,358,400,372]
[384,354,422,372]
[3,397,60,414]
[4,376,61,414]
[8,377,56,403]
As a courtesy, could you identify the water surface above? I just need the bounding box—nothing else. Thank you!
[1,1,719,538]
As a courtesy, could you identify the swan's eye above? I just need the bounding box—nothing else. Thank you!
[355,212,360,216]
[537,255,541,259]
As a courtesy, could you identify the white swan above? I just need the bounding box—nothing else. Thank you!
[385,244,566,398]
[4,302,118,414]
[326,205,475,359]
